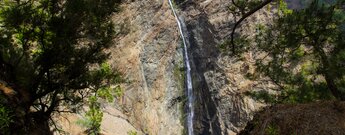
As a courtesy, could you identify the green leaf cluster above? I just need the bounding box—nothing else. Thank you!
[0,104,13,134]
[237,0,345,103]
[78,96,103,135]
[0,0,122,133]
[77,62,124,134]
[127,130,138,135]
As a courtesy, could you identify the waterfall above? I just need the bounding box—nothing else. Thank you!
[167,1,194,135]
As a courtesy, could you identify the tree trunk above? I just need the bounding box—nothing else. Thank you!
[324,73,344,100]
[314,43,345,100]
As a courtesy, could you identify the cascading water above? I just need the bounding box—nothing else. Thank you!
[168,1,194,135]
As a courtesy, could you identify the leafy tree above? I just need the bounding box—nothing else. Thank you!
[77,63,123,135]
[0,104,13,134]
[0,0,121,133]
[231,0,345,102]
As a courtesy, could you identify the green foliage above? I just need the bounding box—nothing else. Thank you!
[77,96,103,135]
[172,56,187,135]
[277,0,293,15]
[77,62,123,134]
[219,40,230,52]
[0,0,122,132]
[232,0,345,103]
[173,61,185,90]
[0,105,12,134]
[265,125,279,135]
[127,130,138,135]
[173,0,189,7]
[228,0,267,20]
[171,0,178,9]
[219,36,250,53]
[245,91,277,103]
[93,63,124,102]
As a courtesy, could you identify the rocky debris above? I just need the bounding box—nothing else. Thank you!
[240,101,345,135]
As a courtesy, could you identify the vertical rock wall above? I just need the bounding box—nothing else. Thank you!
[109,0,276,135]
[110,1,184,134]
[176,1,274,134]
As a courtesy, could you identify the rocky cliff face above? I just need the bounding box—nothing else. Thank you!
[176,1,275,134]
[110,1,184,134]
[53,1,327,135]
[106,0,275,135]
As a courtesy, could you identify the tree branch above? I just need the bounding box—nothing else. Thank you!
[230,0,274,54]
[45,90,59,116]
[231,0,240,8]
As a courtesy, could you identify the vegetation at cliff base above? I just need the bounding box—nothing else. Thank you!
[239,101,345,135]
[0,0,122,134]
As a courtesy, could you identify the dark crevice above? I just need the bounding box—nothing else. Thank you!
[182,8,222,135]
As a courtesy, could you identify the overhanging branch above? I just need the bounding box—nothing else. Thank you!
[230,0,274,54]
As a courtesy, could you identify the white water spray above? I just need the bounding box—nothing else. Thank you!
[167,1,194,135]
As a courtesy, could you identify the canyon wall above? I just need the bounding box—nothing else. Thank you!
[109,0,276,134]
[57,0,277,134]
[107,0,279,134]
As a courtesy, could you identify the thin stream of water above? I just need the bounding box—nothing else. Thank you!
[167,1,194,135]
